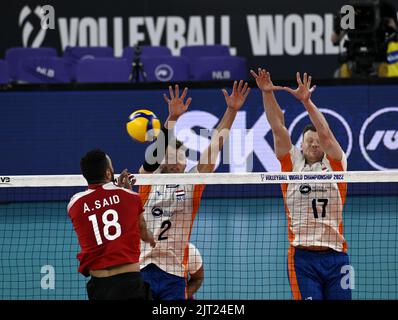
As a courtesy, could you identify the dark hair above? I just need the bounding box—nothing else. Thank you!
[302,124,317,139]
[80,149,110,184]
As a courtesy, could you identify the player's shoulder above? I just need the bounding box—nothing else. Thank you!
[279,145,302,159]
[67,189,95,212]
[290,145,304,159]
[279,145,303,165]
[102,182,141,197]
[325,150,348,171]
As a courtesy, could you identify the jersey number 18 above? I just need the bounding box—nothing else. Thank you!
[88,209,122,245]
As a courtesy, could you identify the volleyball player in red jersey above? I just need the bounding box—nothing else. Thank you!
[68,149,156,300]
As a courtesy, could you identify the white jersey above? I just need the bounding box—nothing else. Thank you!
[187,243,203,275]
[139,166,205,278]
[278,146,348,252]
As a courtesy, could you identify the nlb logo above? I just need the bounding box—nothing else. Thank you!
[288,108,353,159]
[359,107,398,170]
[155,64,173,82]
[212,70,231,80]
[36,66,55,78]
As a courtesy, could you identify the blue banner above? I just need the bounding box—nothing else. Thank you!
[1,85,398,175]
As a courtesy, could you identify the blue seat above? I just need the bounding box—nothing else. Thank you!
[76,58,130,83]
[122,46,172,62]
[0,60,10,84]
[63,46,114,60]
[180,45,230,59]
[5,47,57,80]
[63,46,114,80]
[190,56,247,81]
[140,56,189,82]
[16,57,70,83]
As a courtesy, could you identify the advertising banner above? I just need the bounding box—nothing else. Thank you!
[3,0,398,78]
[1,85,397,175]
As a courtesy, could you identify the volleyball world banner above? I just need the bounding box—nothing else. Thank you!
[2,0,398,78]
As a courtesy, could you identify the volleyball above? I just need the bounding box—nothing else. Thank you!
[126,109,161,143]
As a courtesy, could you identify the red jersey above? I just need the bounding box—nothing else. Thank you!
[67,182,143,276]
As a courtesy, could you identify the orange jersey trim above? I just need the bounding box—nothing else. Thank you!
[326,154,348,252]
[138,185,152,206]
[182,184,206,281]
[288,246,302,300]
[278,152,295,243]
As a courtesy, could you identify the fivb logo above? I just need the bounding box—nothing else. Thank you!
[19,5,55,47]
[289,108,353,158]
[360,107,398,170]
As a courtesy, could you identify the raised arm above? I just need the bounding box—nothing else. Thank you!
[139,85,192,174]
[197,80,250,173]
[115,172,155,247]
[162,84,192,131]
[250,68,292,159]
[283,72,343,161]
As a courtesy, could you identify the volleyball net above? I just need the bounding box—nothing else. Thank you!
[0,171,397,299]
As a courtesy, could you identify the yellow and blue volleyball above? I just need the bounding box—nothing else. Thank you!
[126,109,161,143]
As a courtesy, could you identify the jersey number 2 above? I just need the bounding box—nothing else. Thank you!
[158,220,172,241]
[88,209,122,245]
[312,199,328,219]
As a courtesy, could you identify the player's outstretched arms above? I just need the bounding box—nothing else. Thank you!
[197,80,250,173]
[282,72,343,161]
[139,214,156,247]
[250,68,291,159]
[139,84,192,174]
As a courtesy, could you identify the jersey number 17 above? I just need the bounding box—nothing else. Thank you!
[312,198,328,219]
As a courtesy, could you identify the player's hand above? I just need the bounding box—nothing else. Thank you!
[163,84,192,121]
[117,169,135,189]
[250,68,283,93]
[147,231,156,248]
[282,72,316,103]
[222,80,250,111]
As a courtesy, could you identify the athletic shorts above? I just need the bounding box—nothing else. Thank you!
[141,263,186,300]
[287,246,352,300]
[86,272,152,300]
